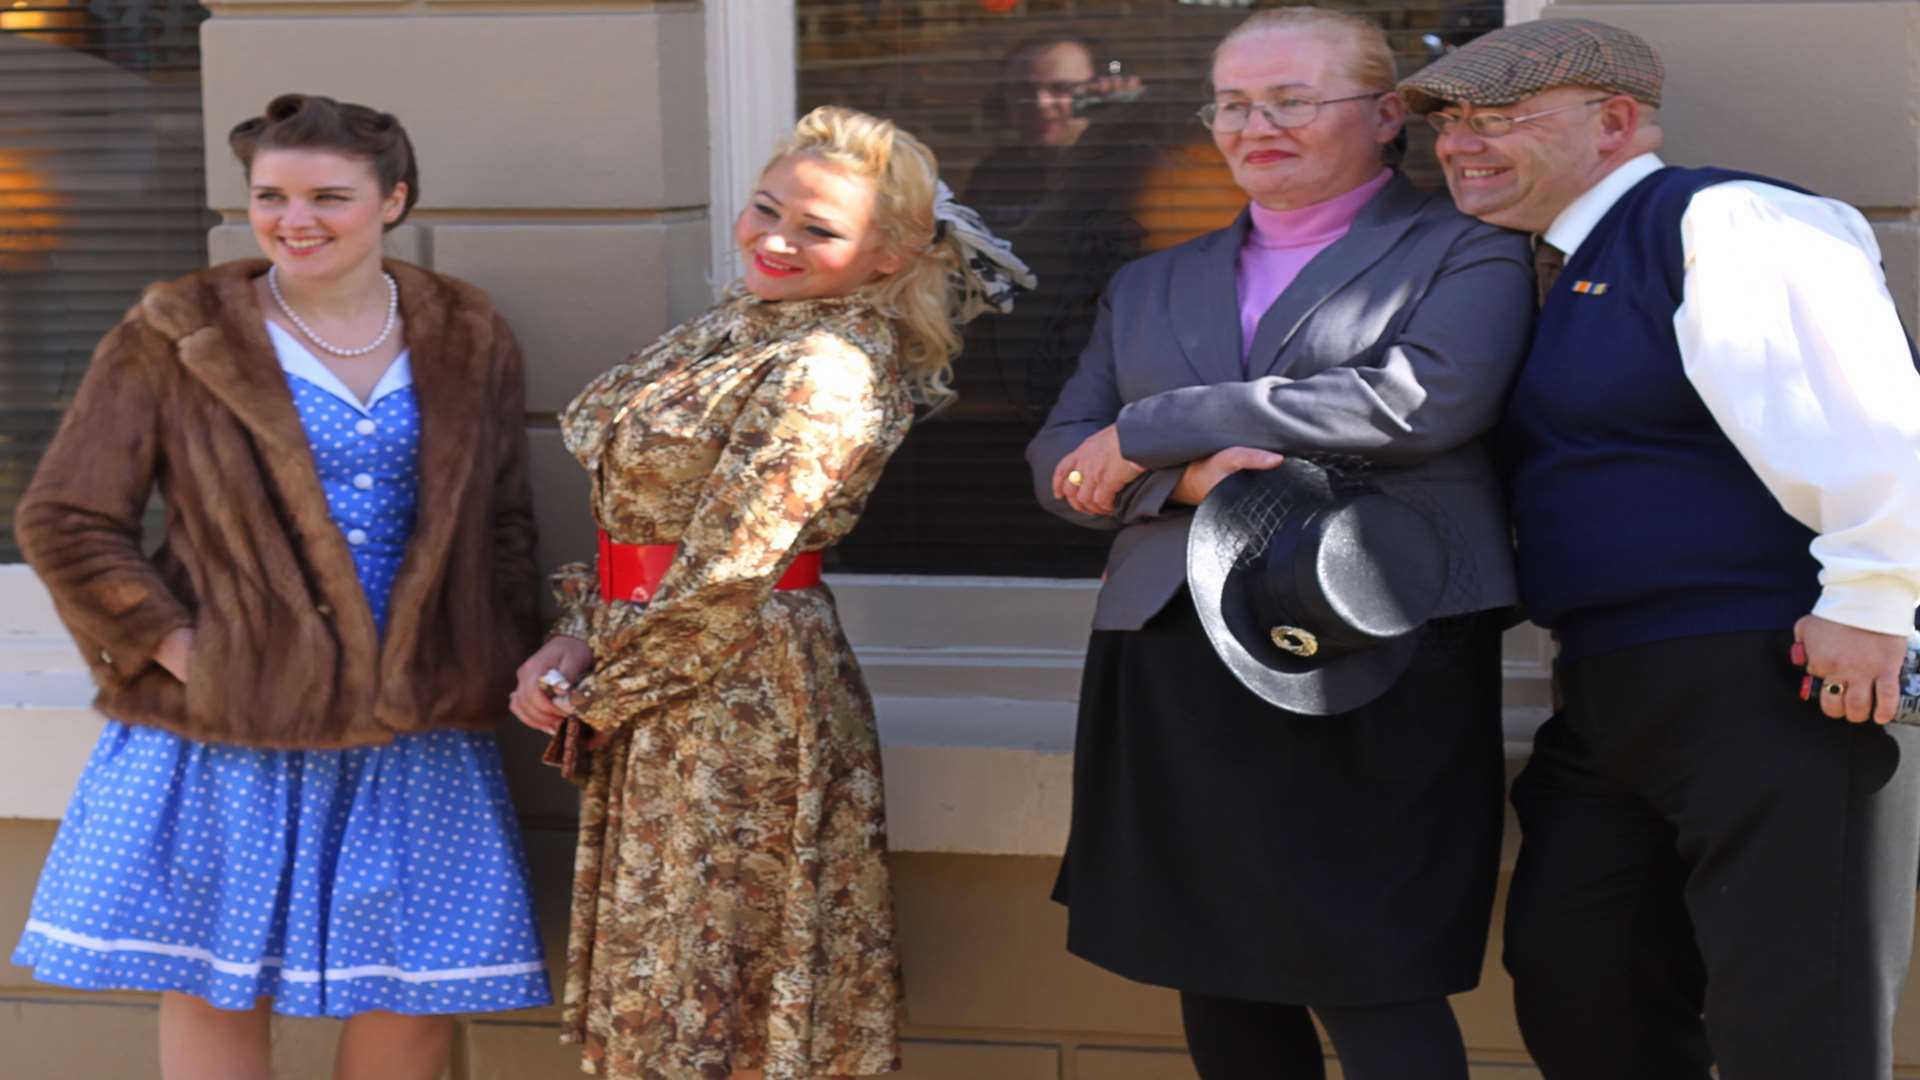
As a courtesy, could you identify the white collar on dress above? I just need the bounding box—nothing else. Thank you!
[1542,152,1665,258]
[265,320,413,416]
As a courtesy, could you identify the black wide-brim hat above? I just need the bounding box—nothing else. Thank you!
[1187,458,1452,716]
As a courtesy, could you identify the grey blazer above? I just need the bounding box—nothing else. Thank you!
[1026,172,1535,631]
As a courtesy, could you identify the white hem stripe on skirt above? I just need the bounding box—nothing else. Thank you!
[23,921,547,985]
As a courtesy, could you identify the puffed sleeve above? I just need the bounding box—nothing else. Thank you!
[569,330,896,732]
[1676,182,1920,636]
[547,559,597,642]
[14,314,195,684]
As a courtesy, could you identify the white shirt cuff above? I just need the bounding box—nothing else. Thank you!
[1813,578,1920,638]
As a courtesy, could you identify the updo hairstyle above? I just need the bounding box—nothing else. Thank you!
[1214,6,1398,92]
[763,106,968,408]
[228,94,421,230]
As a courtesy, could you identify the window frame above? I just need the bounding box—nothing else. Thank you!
[705,0,797,300]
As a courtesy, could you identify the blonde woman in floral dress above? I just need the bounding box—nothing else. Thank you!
[508,106,1032,1080]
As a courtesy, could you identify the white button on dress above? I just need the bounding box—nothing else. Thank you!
[347,528,368,545]
[355,419,377,436]
[353,473,374,490]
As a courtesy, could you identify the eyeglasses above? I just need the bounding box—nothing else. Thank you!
[1019,80,1088,102]
[1425,97,1611,138]
[1196,93,1385,133]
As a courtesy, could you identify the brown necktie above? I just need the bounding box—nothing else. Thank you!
[1534,240,1566,307]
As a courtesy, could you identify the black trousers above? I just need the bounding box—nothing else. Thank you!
[1179,991,1468,1080]
[1505,630,1920,1080]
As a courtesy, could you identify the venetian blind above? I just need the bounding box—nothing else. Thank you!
[0,0,213,562]
[797,0,1499,576]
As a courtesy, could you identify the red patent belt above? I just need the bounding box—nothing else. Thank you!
[596,529,823,604]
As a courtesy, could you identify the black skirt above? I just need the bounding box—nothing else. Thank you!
[1053,589,1506,1006]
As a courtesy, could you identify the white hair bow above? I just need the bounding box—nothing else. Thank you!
[933,180,1037,323]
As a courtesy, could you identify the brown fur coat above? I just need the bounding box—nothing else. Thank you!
[15,259,539,748]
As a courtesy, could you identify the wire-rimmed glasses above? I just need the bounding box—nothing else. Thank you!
[1196,92,1385,133]
[1425,97,1611,138]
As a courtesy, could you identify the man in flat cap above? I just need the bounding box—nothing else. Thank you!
[1401,17,1920,1080]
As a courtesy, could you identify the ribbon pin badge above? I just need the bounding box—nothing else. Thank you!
[1570,280,1609,296]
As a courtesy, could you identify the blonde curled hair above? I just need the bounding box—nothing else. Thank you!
[764,106,968,407]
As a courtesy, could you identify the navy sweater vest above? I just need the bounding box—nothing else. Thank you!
[1500,167,1824,660]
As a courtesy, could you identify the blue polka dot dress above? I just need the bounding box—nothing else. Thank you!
[11,324,553,1016]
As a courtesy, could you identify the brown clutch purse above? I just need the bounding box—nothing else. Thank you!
[540,716,591,783]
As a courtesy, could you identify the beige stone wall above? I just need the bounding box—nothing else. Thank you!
[0,819,1547,1078]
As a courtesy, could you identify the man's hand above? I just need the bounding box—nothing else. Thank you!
[1078,72,1145,108]
[1794,614,1908,724]
[1052,424,1146,516]
[1171,447,1287,506]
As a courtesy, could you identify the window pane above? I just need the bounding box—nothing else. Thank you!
[798,0,1500,576]
[0,0,214,561]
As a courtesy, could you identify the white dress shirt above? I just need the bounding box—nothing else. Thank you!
[1544,153,1920,637]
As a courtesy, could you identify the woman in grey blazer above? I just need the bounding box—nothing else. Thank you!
[1026,10,1533,1079]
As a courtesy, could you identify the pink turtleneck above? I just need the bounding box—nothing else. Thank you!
[1236,168,1392,363]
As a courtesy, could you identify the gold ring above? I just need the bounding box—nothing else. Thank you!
[1066,469,1084,486]
[1825,681,1847,697]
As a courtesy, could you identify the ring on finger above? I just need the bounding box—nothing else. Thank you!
[1067,469,1084,486]
[1825,681,1847,697]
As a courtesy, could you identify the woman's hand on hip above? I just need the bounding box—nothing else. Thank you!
[1053,424,1146,516]
[153,627,194,684]
[510,636,594,734]
[1171,447,1286,506]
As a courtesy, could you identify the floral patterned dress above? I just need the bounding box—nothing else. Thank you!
[548,290,914,1079]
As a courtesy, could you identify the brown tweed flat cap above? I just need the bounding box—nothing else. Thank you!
[1398,18,1663,114]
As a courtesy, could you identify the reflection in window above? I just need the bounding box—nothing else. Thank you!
[798,1,1498,576]
[0,0,214,561]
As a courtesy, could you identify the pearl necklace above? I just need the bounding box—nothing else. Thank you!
[268,265,400,357]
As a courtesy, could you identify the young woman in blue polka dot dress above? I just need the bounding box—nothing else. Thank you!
[11,95,551,1079]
